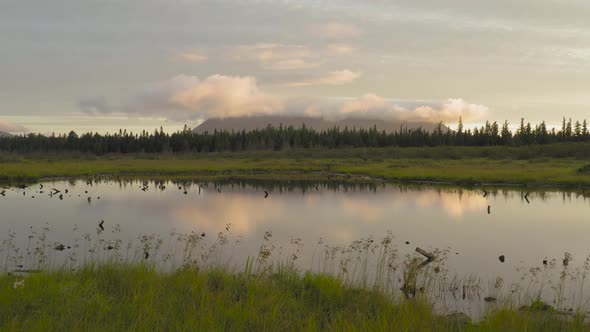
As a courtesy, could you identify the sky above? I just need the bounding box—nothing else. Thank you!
[1,0,589,134]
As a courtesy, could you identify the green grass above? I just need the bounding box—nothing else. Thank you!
[2,264,587,331]
[1,146,590,187]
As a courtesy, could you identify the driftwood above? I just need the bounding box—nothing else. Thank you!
[416,247,435,268]
[13,269,42,273]
[416,247,435,260]
[401,248,437,298]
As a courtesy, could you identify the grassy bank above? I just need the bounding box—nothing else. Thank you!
[1,145,590,187]
[1,264,587,331]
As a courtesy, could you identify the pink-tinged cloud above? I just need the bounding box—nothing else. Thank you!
[81,75,488,124]
[171,75,284,118]
[289,70,361,86]
[340,93,389,114]
[409,98,489,123]
[317,23,362,39]
[177,51,208,63]
[228,43,322,71]
[267,59,322,70]
[226,43,355,71]
[336,94,488,122]
[122,74,284,120]
[326,43,357,55]
[0,120,26,133]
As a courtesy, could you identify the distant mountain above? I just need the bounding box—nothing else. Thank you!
[193,116,445,134]
[0,131,12,137]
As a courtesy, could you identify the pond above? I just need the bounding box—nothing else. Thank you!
[1,178,590,314]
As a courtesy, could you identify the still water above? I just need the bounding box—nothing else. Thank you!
[1,178,590,310]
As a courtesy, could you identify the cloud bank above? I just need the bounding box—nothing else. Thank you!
[0,120,27,133]
[337,94,489,122]
[80,75,488,123]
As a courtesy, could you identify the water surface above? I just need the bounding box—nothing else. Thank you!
[1,179,590,312]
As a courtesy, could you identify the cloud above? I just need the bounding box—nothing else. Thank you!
[226,43,354,71]
[326,43,357,55]
[0,120,26,133]
[176,51,208,63]
[121,75,283,120]
[80,75,487,124]
[78,96,112,114]
[410,98,489,123]
[336,94,488,122]
[170,75,283,118]
[289,70,361,86]
[229,43,312,69]
[267,59,322,70]
[228,43,322,71]
[316,23,362,39]
[340,93,388,114]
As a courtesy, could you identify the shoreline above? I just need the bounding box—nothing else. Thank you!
[1,263,587,330]
[2,168,590,191]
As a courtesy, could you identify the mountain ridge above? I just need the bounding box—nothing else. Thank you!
[193,116,445,134]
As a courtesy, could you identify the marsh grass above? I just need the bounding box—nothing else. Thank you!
[3,145,590,187]
[2,224,590,330]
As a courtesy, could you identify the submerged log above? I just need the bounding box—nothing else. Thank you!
[416,247,435,261]
[415,247,435,268]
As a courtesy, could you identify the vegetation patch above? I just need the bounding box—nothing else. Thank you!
[2,265,589,331]
[578,164,590,174]
[1,151,590,187]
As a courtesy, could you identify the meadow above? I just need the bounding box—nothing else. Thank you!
[3,265,589,331]
[1,144,590,187]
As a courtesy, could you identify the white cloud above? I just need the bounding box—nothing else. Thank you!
[176,51,208,63]
[289,70,361,86]
[0,120,26,133]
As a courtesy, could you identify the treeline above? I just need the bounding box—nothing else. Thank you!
[1,118,589,154]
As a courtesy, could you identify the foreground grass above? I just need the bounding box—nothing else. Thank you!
[1,145,590,187]
[1,264,587,331]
